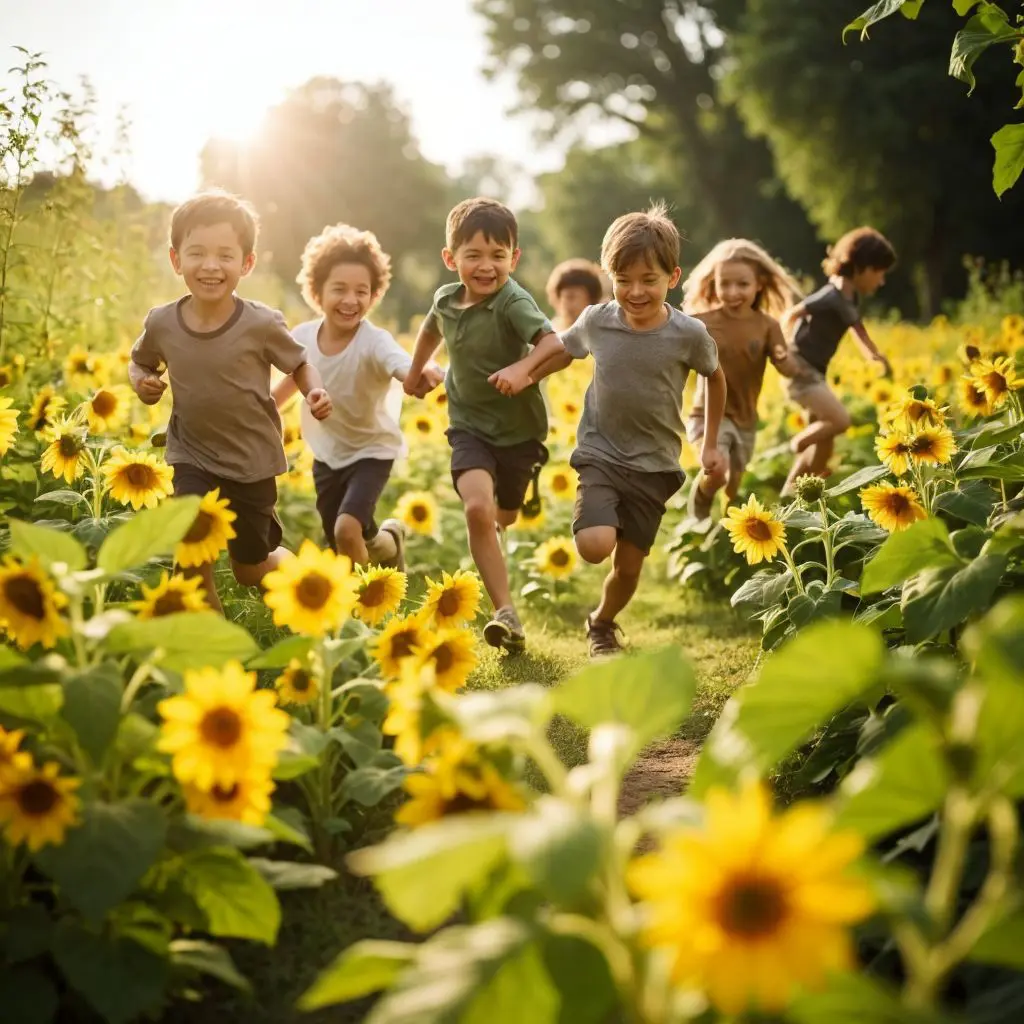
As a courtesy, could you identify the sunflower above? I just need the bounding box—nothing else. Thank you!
[0,726,31,783]
[404,409,444,445]
[0,364,14,388]
[932,362,957,389]
[959,376,995,418]
[353,566,407,627]
[132,571,209,619]
[102,446,174,509]
[175,489,238,568]
[183,773,275,826]
[542,462,578,501]
[426,387,448,412]
[908,425,956,467]
[383,661,439,765]
[868,380,895,409]
[875,431,913,477]
[535,537,578,580]
[0,556,69,650]
[27,386,66,433]
[63,345,98,383]
[85,384,131,434]
[890,394,947,432]
[860,483,927,533]
[157,661,290,790]
[394,490,439,536]
[723,496,786,566]
[0,397,19,456]
[627,782,874,1015]
[972,356,1022,408]
[0,761,81,851]
[275,659,320,706]
[421,569,482,628]
[414,627,478,692]
[372,612,436,679]
[40,417,88,483]
[263,540,359,636]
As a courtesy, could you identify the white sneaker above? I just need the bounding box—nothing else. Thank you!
[377,519,406,572]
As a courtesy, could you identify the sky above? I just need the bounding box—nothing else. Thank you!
[2,0,568,202]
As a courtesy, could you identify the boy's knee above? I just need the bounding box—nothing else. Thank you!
[831,409,852,434]
[334,515,364,551]
[575,531,615,564]
[232,561,264,588]
[464,496,497,532]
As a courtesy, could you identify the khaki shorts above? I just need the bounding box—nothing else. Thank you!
[779,351,831,404]
[686,416,757,479]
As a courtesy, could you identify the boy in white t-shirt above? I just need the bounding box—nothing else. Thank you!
[273,224,443,568]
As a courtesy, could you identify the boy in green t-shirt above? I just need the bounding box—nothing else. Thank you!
[404,198,563,654]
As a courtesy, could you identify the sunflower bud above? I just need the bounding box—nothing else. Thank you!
[794,475,826,504]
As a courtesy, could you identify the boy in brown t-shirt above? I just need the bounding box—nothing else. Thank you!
[129,190,332,611]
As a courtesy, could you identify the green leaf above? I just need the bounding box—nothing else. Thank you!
[1,903,53,963]
[509,796,602,905]
[992,123,1024,198]
[349,815,512,932]
[791,970,938,1023]
[825,463,889,496]
[34,488,88,507]
[0,965,59,1024]
[447,684,552,745]
[843,0,917,40]
[731,568,793,610]
[246,634,314,669]
[8,517,87,573]
[551,646,695,756]
[60,662,122,763]
[340,764,408,806]
[953,0,982,15]
[900,550,1006,642]
[973,674,1024,797]
[462,940,559,1024]
[52,923,168,1024]
[540,932,617,1024]
[970,418,1024,449]
[934,480,998,525]
[106,610,258,670]
[835,722,949,839]
[264,810,313,852]
[949,8,1017,93]
[970,907,1024,968]
[692,621,884,795]
[247,857,338,890]
[0,684,63,721]
[96,495,201,574]
[964,595,1024,678]
[169,939,252,993]
[958,445,1024,479]
[179,847,281,944]
[861,517,960,594]
[35,799,167,925]
[298,940,417,1010]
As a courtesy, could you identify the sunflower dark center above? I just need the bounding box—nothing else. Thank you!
[289,670,312,693]
[389,629,417,660]
[296,572,332,610]
[92,391,117,418]
[910,435,937,456]
[885,492,911,516]
[410,503,429,523]
[152,591,187,616]
[549,549,571,568]
[416,419,431,433]
[745,518,774,543]
[124,463,157,487]
[444,791,493,815]
[184,510,214,544]
[5,575,45,619]
[552,474,569,492]
[360,579,389,608]
[211,783,240,801]
[718,876,788,938]
[19,779,58,816]
[437,590,461,617]
[983,371,1008,396]
[0,369,11,387]
[58,435,81,458]
[432,644,454,674]
[200,708,242,748]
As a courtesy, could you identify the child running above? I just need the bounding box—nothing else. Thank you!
[273,223,443,568]
[545,258,608,330]
[780,227,896,494]
[527,205,727,658]
[403,198,564,654]
[681,238,802,519]
[129,190,332,612]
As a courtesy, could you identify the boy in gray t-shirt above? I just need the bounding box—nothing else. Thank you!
[515,205,726,658]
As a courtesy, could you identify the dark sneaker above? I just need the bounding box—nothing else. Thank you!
[377,519,406,572]
[483,606,526,655]
[586,615,624,659]
[687,477,714,522]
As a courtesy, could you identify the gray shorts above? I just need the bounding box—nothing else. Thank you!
[685,416,757,479]
[779,351,831,405]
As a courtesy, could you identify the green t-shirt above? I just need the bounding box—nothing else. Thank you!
[427,277,551,446]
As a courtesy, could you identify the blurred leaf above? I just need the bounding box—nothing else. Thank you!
[106,611,257,669]
[971,908,1024,968]
[169,939,252,993]
[449,684,552,745]
[299,940,417,1011]
[246,634,314,669]
[247,858,338,891]
[8,517,87,572]
[60,662,122,763]
[34,488,89,507]
[340,764,407,806]
[964,595,1024,679]
[861,518,959,594]
[96,496,200,574]
[0,684,63,721]
[791,970,939,1023]
[540,931,617,1024]
[992,123,1024,198]
[0,965,58,1024]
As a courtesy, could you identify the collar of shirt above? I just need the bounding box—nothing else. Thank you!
[435,278,514,314]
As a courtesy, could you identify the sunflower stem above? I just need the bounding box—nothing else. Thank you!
[120,659,154,713]
[526,734,569,796]
[817,498,836,586]
[779,544,805,596]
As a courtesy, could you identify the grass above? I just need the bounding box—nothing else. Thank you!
[165,545,759,1023]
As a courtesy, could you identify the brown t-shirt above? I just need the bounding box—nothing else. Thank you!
[130,297,307,482]
[690,307,784,431]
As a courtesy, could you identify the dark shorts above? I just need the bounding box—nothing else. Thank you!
[447,429,548,513]
[171,463,281,566]
[312,457,394,548]
[569,453,685,554]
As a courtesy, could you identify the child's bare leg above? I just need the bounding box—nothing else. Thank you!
[334,513,369,567]
[575,525,617,566]
[232,548,289,589]
[725,468,743,502]
[457,469,512,611]
[181,561,223,614]
[789,389,851,454]
[808,436,835,476]
[592,539,646,624]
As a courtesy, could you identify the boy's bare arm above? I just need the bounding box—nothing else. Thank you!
[851,323,892,376]
[404,318,443,397]
[128,359,167,405]
[272,375,300,409]
[291,361,333,420]
[779,301,807,339]
[700,366,728,477]
[489,332,568,396]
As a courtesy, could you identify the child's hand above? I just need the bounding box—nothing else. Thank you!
[403,369,423,397]
[700,445,727,478]
[136,373,167,404]
[875,354,893,379]
[306,388,332,420]
[488,364,533,397]
[414,364,445,397]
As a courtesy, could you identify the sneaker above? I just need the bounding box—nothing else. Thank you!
[483,605,526,655]
[377,518,406,572]
[687,477,714,522]
[586,615,625,659]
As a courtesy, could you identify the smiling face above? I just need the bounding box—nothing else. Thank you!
[443,230,520,303]
[714,259,761,315]
[612,257,682,330]
[319,261,375,335]
[170,221,254,305]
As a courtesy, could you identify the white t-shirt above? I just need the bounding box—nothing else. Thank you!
[292,318,411,469]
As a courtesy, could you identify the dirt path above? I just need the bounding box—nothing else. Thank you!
[618,736,702,817]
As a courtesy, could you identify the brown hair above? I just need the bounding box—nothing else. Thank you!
[600,203,680,276]
[170,190,259,256]
[545,258,608,308]
[682,238,803,320]
[823,227,897,277]
[297,223,392,311]
[445,197,518,251]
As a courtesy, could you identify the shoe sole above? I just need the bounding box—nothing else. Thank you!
[483,619,526,655]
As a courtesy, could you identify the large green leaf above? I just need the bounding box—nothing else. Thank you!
[964,595,1024,679]
[299,940,418,1010]
[790,971,940,1023]
[970,908,1024,968]
[551,646,695,756]
[843,0,920,41]
[180,847,280,944]
[35,799,167,925]
[0,965,59,1024]
[835,722,949,839]
[691,621,884,795]
[246,634,314,669]
[60,662,123,764]
[825,463,889,497]
[340,764,408,807]
[973,674,1024,797]
[52,922,168,1024]
[106,611,258,669]
[462,940,559,1024]
[540,932,617,1024]
[958,445,1024,480]
[0,684,63,721]
[934,480,998,526]
[8,518,87,573]
[349,815,512,932]
[169,939,252,993]
[949,7,1018,93]
[860,517,960,594]
[730,568,793,610]
[96,495,201,574]
[993,123,1024,198]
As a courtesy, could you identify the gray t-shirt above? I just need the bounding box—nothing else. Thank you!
[560,302,719,473]
[792,283,861,374]
[130,297,307,482]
